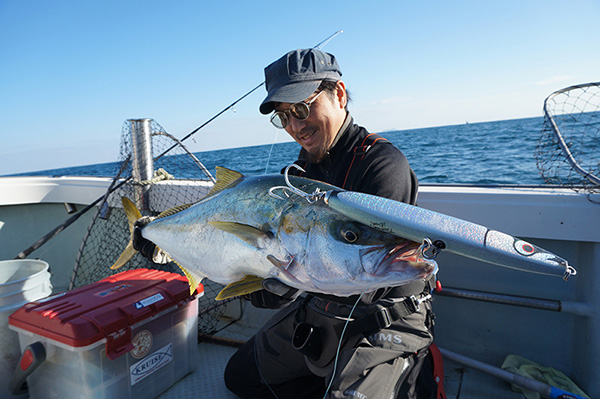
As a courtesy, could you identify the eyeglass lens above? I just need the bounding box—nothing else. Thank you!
[270,91,322,129]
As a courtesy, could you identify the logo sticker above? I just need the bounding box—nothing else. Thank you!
[130,343,173,386]
[131,330,153,359]
[134,293,164,309]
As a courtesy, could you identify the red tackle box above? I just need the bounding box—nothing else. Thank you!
[8,269,202,399]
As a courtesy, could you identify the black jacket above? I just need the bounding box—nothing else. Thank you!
[289,115,418,205]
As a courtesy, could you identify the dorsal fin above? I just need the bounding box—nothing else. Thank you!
[207,167,244,196]
[155,203,194,220]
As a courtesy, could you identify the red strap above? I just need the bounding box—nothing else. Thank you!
[429,343,447,399]
[342,133,388,189]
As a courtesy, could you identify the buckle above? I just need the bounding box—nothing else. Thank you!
[407,295,421,313]
[374,307,392,329]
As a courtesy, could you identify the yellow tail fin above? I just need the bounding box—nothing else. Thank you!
[110,197,142,270]
[110,197,201,296]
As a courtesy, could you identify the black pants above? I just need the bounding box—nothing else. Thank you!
[224,298,433,399]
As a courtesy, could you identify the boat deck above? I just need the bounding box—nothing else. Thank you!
[156,303,523,399]
[158,341,524,399]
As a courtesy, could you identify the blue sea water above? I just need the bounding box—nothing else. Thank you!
[11,116,548,185]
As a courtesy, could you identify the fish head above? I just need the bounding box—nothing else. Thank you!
[276,202,437,296]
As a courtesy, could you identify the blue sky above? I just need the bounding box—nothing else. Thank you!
[1,0,599,175]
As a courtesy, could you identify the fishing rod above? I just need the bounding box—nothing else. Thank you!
[14,156,132,260]
[14,30,344,260]
[165,29,343,149]
[115,30,344,172]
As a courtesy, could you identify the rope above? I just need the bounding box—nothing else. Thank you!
[134,168,174,186]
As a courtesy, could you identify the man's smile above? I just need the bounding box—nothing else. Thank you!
[297,129,317,144]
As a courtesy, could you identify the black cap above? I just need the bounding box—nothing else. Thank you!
[259,49,342,114]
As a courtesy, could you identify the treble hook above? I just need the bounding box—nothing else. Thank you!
[268,164,324,203]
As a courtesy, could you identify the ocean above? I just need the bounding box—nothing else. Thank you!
[12,116,548,185]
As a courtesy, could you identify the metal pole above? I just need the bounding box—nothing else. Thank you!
[435,286,593,317]
[129,118,154,210]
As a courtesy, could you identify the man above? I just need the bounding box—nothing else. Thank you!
[223,49,435,399]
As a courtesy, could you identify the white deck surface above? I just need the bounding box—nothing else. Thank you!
[157,341,525,399]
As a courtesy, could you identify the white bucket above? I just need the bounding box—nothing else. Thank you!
[0,259,52,399]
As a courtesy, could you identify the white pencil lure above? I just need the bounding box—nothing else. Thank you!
[321,190,576,281]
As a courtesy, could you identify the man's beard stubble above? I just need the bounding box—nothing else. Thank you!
[306,140,330,163]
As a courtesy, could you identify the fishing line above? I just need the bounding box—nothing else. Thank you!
[263,129,281,175]
[252,287,369,399]
[254,337,281,399]
[322,285,371,399]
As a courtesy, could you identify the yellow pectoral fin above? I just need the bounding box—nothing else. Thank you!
[216,275,265,300]
[209,221,269,248]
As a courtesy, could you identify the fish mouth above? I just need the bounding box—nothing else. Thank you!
[362,241,436,278]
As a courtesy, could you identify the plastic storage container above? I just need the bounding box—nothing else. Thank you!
[8,268,202,399]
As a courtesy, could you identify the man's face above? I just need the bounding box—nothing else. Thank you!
[275,81,347,163]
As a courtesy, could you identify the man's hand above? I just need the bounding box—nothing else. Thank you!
[132,217,170,264]
[246,278,301,309]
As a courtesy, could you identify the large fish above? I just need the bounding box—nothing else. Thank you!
[111,168,437,299]
[323,191,576,280]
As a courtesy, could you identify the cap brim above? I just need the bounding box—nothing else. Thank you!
[259,80,322,114]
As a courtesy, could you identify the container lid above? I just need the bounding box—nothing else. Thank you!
[9,268,202,359]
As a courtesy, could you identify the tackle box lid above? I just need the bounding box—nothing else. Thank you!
[9,268,201,359]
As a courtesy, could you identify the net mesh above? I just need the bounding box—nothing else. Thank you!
[69,119,240,336]
[535,82,600,193]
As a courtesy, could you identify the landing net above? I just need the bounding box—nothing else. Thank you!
[535,82,600,193]
[70,119,241,336]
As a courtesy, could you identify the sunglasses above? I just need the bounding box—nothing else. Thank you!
[270,91,324,129]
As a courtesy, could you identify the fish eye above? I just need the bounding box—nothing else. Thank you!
[340,224,361,243]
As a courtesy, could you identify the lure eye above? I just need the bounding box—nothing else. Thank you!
[340,225,361,243]
[514,240,536,256]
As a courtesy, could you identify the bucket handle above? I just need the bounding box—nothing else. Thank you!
[9,342,46,395]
